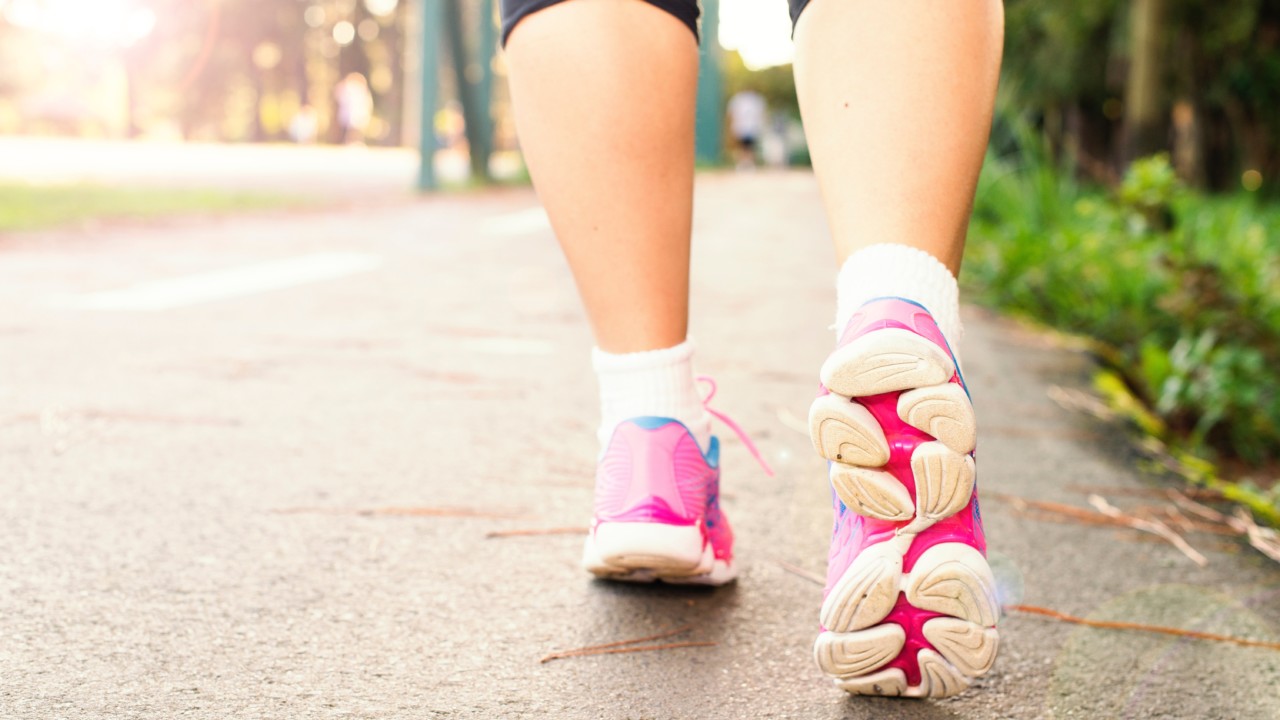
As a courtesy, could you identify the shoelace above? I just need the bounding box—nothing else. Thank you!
[696,375,775,477]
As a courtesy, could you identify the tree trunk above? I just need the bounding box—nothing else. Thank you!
[1123,0,1166,164]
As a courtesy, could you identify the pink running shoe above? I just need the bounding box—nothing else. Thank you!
[582,377,772,586]
[808,297,998,698]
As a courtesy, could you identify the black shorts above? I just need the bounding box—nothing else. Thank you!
[501,0,815,45]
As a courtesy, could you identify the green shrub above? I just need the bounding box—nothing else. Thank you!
[966,143,1280,469]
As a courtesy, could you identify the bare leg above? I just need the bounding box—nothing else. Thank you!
[793,0,1004,274]
[504,0,699,353]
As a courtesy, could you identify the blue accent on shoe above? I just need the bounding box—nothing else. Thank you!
[631,416,676,430]
[864,295,931,314]
[618,416,720,468]
[705,436,720,468]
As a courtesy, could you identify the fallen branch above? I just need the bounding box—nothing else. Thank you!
[1234,508,1280,564]
[775,559,824,586]
[541,641,716,664]
[1047,385,1114,420]
[999,490,1277,566]
[486,526,588,539]
[1167,491,1280,563]
[1065,484,1223,502]
[1136,503,1239,537]
[991,492,1209,565]
[1168,490,1232,524]
[1006,604,1280,652]
[990,492,1134,529]
[540,625,715,663]
[1088,494,1207,566]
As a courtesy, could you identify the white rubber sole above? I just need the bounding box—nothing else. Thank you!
[582,521,736,586]
[819,328,955,398]
[810,330,996,698]
[813,540,999,696]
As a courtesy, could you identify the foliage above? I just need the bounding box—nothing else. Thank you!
[966,133,1280,472]
[0,183,307,232]
[1000,0,1280,191]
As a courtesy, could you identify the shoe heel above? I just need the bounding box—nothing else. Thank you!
[820,328,954,397]
[585,522,709,577]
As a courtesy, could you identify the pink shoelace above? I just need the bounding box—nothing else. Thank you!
[696,375,775,477]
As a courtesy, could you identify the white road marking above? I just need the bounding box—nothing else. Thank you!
[481,207,550,236]
[62,252,384,311]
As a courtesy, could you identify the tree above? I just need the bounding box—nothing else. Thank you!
[1123,0,1166,163]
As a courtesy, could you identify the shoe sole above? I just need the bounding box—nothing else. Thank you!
[582,521,736,586]
[809,329,997,698]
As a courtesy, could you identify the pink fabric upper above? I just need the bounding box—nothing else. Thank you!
[823,297,985,687]
[836,296,958,358]
[593,419,733,561]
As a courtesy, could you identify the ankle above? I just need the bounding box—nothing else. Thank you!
[835,243,964,365]
[592,339,712,450]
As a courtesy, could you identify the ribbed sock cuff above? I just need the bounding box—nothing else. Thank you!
[592,339,711,449]
[835,243,964,363]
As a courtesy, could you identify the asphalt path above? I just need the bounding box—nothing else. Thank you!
[2,170,1278,718]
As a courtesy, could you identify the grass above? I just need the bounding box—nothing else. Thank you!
[0,182,310,232]
[964,141,1280,522]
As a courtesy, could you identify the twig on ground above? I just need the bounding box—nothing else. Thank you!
[1106,532,1241,554]
[775,559,824,586]
[1139,503,1238,537]
[1006,604,1280,652]
[1066,484,1223,501]
[990,492,1134,529]
[999,489,1276,566]
[992,491,1209,564]
[1047,385,1114,420]
[485,526,588,539]
[1007,507,1141,530]
[1168,490,1232,523]
[541,642,717,663]
[1167,491,1280,563]
[1087,494,1207,566]
[1234,508,1280,563]
[540,625,715,663]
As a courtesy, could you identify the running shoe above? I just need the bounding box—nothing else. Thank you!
[808,297,998,698]
[582,377,771,585]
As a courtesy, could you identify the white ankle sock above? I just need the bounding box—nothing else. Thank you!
[835,243,964,365]
[592,340,711,450]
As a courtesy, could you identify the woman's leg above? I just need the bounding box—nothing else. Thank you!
[792,0,1005,699]
[504,0,699,354]
[503,0,745,585]
[793,0,1003,274]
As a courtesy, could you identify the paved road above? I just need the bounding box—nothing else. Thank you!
[0,136,509,196]
[2,171,1278,719]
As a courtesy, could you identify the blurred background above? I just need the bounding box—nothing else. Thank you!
[1,0,1276,186]
[1,0,1278,514]
[1,0,438,146]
